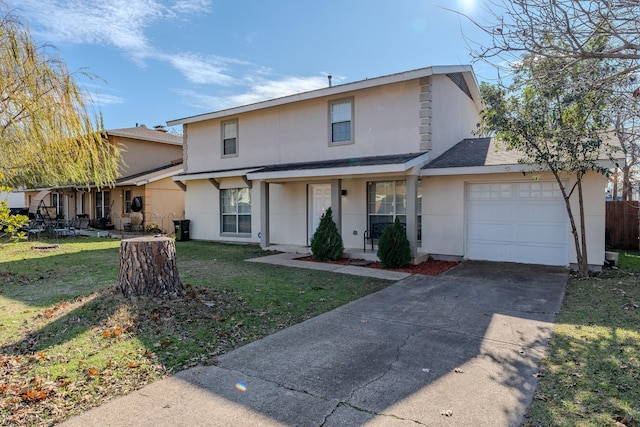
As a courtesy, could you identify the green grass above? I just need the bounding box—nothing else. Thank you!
[0,238,392,426]
[524,251,640,427]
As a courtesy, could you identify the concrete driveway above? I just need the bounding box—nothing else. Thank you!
[62,261,568,427]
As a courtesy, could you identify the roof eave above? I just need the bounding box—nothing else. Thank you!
[168,65,475,126]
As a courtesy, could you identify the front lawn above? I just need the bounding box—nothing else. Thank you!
[0,238,392,426]
[524,251,640,426]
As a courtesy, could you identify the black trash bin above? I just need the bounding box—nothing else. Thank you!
[173,219,190,241]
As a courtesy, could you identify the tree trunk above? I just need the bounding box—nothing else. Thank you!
[118,236,184,297]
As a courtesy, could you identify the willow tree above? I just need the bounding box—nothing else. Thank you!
[0,7,119,189]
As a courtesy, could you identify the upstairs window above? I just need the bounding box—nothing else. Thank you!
[221,119,238,157]
[329,98,353,144]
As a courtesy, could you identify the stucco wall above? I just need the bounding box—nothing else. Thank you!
[116,137,183,177]
[430,74,481,160]
[421,171,606,266]
[184,78,479,175]
[185,178,260,244]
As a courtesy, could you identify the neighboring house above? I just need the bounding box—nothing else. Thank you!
[25,125,185,233]
[168,65,612,268]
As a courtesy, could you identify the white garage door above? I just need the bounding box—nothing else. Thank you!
[466,182,568,266]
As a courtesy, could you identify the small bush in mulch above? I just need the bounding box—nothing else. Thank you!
[310,207,344,261]
[376,217,411,269]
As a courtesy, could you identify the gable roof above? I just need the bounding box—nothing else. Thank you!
[107,125,183,146]
[167,65,481,126]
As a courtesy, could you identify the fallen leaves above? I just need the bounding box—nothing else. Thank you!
[0,284,248,426]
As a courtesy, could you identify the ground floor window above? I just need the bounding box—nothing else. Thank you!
[96,191,110,219]
[221,188,251,234]
[51,193,63,218]
[124,189,132,214]
[367,180,422,241]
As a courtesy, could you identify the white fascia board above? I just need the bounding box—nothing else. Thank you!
[168,65,474,126]
[173,168,260,182]
[422,159,619,177]
[106,130,182,146]
[135,169,183,186]
[422,164,539,176]
[248,164,417,181]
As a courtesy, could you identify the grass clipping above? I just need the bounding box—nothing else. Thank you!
[0,284,259,426]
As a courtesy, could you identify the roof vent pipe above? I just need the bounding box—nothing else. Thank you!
[328,75,332,87]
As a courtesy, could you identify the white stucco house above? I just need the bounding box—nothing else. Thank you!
[168,65,610,268]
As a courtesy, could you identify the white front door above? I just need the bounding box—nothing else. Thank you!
[308,184,331,245]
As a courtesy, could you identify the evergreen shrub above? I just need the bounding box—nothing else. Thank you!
[377,217,411,268]
[310,207,344,261]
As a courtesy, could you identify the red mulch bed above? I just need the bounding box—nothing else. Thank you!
[296,256,458,275]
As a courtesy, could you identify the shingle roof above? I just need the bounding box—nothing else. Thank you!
[117,162,184,186]
[423,137,523,169]
[106,125,182,145]
[256,153,427,173]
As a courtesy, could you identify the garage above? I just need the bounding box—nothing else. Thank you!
[466,181,569,266]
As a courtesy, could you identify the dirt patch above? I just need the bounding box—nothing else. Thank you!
[296,256,459,275]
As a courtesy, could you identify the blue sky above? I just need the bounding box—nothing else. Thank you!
[7,0,496,132]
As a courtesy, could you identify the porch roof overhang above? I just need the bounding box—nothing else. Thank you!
[172,167,262,182]
[117,163,184,186]
[172,153,430,183]
[246,153,430,181]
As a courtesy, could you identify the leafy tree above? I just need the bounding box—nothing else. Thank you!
[310,207,344,261]
[0,6,119,189]
[0,178,28,240]
[377,218,411,269]
[478,54,618,277]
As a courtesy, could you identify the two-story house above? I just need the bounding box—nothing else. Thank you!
[168,65,609,268]
[26,124,185,233]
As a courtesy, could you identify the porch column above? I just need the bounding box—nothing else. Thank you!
[331,179,342,233]
[259,180,270,248]
[406,174,418,262]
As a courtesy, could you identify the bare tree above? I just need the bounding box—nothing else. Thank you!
[459,0,640,87]
[608,80,640,200]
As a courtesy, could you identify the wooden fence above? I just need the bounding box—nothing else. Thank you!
[605,201,640,250]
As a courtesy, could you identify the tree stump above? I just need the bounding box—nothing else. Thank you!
[118,236,184,297]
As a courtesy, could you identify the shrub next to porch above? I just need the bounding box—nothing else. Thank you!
[310,207,344,261]
[377,217,411,268]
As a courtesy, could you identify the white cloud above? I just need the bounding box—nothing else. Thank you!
[162,53,242,85]
[8,0,212,59]
[91,93,127,106]
[9,0,345,119]
[175,74,339,112]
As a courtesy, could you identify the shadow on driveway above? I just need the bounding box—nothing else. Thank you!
[62,261,568,426]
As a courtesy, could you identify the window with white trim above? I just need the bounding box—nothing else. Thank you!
[51,193,63,217]
[96,191,110,219]
[221,119,238,157]
[367,180,422,242]
[221,188,251,234]
[124,189,132,214]
[329,98,353,144]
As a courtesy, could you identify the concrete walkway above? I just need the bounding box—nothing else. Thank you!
[62,260,568,427]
